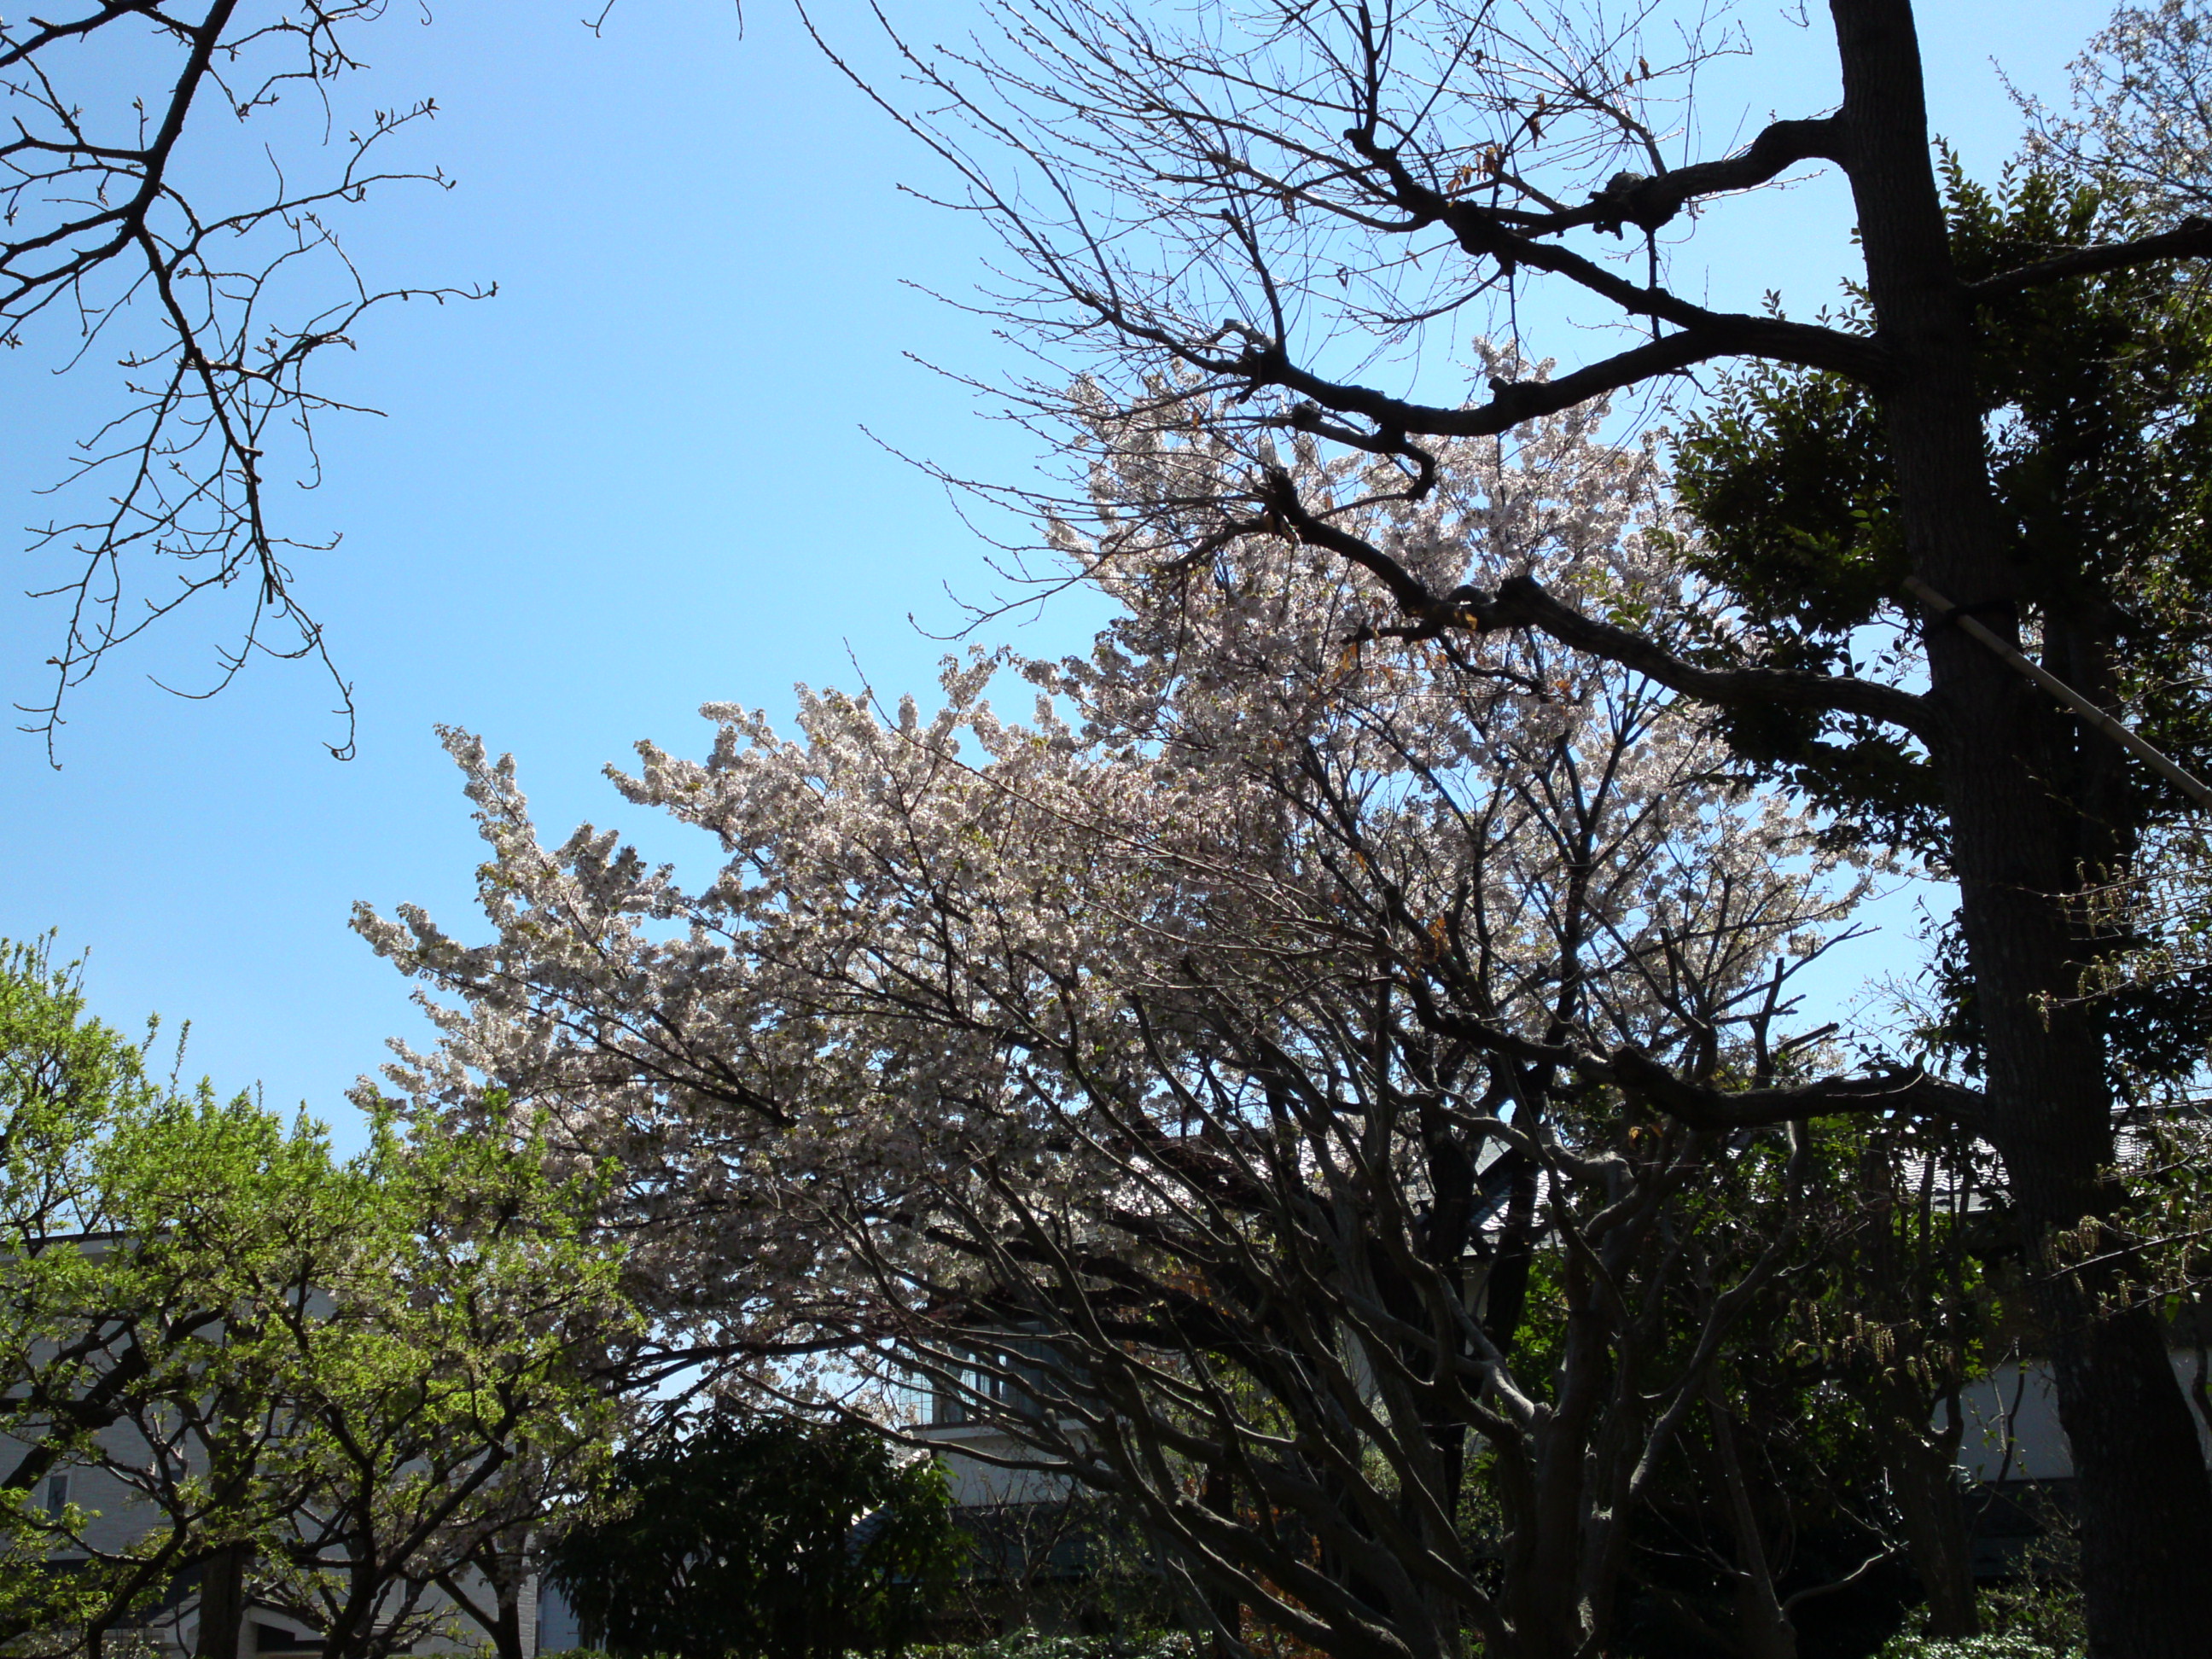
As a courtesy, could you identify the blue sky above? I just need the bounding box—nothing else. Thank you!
[0,0,2117,1132]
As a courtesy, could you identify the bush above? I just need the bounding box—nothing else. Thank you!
[1876,1634,2083,1659]
[544,1409,962,1659]
[911,1633,1197,1659]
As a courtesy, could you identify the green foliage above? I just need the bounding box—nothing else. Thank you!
[544,1407,963,1659]
[0,934,212,1642]
[1670,342,1941,854]
[1876,1638,2081,1659]
[1879,1580,2088,1659]
[0,934,163,1236]
[248,1101,636,1655]
[532,1642,1199,1659]
[1673,156,2212,1082]
[0,937,635,1659]
[911,1635,1196,1659]
[533,1638,1202,1659]
[1676,157,2212,835]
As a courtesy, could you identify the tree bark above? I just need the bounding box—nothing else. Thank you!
[440,1545,533,1659]
[1829,3,2212,1653]
[1866,1387,1977,1639]
[1199,1465,1246,1659]
[486,1578,527,1659]
[194,1542,251,1659]
[1703,1389,1797,1659]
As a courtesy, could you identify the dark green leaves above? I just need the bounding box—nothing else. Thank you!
[545,1407,962,1659]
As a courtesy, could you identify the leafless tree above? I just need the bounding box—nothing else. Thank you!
[3,0,474,759]
[812,1,2212,1650]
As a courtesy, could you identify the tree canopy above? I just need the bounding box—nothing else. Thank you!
[545,1406,961,1659]
[358,4,2212,1656]
[363,405,1988,1658]
[0,937,634,1659]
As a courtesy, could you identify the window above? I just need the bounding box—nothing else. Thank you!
[929,1333,1081,1426]
[43,1474,67,1518]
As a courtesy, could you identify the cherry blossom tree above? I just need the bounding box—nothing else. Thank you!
[358,401,1969,1658]
[790,0,2212,1647]
[2023,0,2212,220]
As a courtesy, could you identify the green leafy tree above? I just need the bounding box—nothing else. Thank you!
[1627,1117,2000,1651]
[1668,154,2212,1632]
[545,1407,962,1659]
[1673,160,2212,1067]
[1803,1123,1999,1642]
[0,935,276,1654]
[250,1106,634,1659]
[0,938,634,1659]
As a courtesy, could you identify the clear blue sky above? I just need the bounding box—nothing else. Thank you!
[0,0,2116,1133]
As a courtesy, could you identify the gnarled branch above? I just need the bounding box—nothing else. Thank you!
[1605,1045,1987,1132]
[1263,473,1934,735]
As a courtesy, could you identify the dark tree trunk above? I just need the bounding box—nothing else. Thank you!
[485,1531,533,1659]
[441,1548,533,1659]
[194,1543,251,1659]
[1867,1388,1977,1639]
[487,1583,527,1659]
[1200,1464,1246,1659]
[1830,3,2212,1652]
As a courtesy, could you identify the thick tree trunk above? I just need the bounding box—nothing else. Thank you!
[487,1585,527,1659]
[193,1543,250,1659]
[1830,3,2212,1653]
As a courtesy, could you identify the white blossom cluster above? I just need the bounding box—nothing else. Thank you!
[352,387,1854,1393]
[2026,0,2212,219]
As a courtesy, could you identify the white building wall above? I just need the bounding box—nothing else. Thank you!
[1956,1353,2212,1482]
[913,1421,1074,1511]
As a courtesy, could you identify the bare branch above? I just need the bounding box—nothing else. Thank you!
[1241,316,1891,444]
[2,0,472,758]
[1525,114,1847,236]
[1968,213,2212,299]
[1262,474,1935,734]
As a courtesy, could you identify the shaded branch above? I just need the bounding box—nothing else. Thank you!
[1264,474,1933,733]
[1534,116,1848,237]
[1968,215,2212,300]
[1243,319,1889,446]
[1353,123,1878,392]
[1475,571,1934,732]
[1605,1045,1987,1132]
